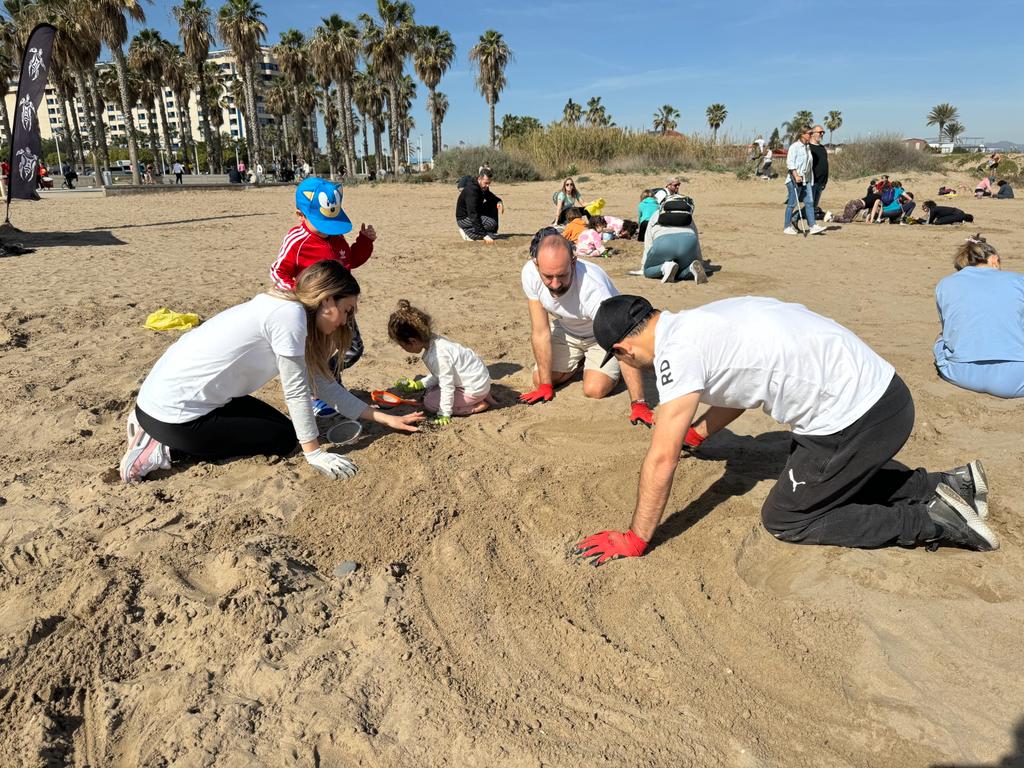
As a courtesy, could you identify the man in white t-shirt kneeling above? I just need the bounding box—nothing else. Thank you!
[574,294,999,565]
[519,229,654,427]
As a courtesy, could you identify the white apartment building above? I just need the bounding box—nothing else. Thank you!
[5,47,292,153]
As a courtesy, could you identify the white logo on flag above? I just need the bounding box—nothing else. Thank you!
[16,147,38,181]
[27,47,46,80]
[18,96,34,131]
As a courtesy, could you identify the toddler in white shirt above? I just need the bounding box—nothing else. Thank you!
[389,300,495,424]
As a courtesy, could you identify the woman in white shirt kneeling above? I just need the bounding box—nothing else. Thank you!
[120,261,423,483]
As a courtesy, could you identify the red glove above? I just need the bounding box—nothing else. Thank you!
[629,400,654,428]
[520,383,554,405]
[574,529,648,566]
[684,426,705,448]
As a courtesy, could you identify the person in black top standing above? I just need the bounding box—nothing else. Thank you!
[456,167,499,243]
[809,124,830,220]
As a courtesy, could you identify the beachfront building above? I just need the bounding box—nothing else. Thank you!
[3,47,311,160]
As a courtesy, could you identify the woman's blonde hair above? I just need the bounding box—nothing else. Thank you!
[954,234,999,271]
[273,260,360,381]
[387,300,433,346]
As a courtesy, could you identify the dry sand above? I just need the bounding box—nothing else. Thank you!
[0,172,1022,767]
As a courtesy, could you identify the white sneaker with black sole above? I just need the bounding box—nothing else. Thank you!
[458,226,471,241]
[660,261,680,283]
[943,459,989,518]
[783,226,799,235]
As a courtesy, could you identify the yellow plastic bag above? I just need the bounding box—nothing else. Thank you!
[583,198,606,216]
[144,307,201,331]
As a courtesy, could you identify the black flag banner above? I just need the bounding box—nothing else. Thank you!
[6,23,56,205]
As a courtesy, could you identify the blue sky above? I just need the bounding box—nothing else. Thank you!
[139,0,1024,154]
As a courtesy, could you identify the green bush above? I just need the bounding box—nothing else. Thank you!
[431,146,540,182]
[828,134,940,179]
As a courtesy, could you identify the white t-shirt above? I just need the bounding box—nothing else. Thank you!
[420,335,491,416]
[754,138,766,153]
[138,293,307,424]
[521,258,619,338]
[653,297,895,436]
[172,162,183,173]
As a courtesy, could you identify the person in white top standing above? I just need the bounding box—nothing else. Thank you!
[389,300,496,424]
[519,229,654,427]
[119,261,424,484]
[784,126,825,235]
[574,294,999,565]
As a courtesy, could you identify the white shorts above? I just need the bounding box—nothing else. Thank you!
[549,322,621,380]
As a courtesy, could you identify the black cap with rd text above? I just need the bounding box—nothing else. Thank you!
[594,294,656,368]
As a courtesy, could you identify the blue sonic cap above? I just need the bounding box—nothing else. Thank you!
[296,177,352,235]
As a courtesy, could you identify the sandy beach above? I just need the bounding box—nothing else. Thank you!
[1,172,1022,767]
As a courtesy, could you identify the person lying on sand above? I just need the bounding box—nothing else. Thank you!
[574,294,999,565]
[518,228,654,427]
[119,261,423,484]
[922,200,974,225]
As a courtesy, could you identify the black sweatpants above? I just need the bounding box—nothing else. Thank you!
[761,374,940,548]
[136,397,296,461]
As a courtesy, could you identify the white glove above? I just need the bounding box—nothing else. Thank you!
[303,448,357,479]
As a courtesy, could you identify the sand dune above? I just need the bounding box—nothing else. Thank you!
[0,172,1022,767]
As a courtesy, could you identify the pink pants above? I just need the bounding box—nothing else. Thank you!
[423,386,490,416]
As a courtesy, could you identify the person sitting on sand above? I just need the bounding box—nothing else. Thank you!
[118,261,423,484]
[934,235,1024,399]
[456,168,499,243]
[575,216,608,259]
[879,190,915,224]
[573,293,999,566]
[994,180,1014,199]
[552,178,583,225]
[975,176,993,198]
[518,228,654,427]
[922,200,974,225]
[389,300,496,424]
[868,180,908,223]
[637,190,659,241]
[560,207,589,243]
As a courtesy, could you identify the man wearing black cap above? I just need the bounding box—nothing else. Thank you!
[574,295,998,565]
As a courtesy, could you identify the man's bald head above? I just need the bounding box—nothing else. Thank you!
[531,230,575,297]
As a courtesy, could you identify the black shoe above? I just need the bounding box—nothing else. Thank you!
[925,483,999,551]
[942,459,988,519]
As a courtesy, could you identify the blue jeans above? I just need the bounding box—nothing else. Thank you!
[785,179,816,229]
[934,339,1024,398]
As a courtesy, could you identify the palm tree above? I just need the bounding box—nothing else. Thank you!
[129,29,175,173]
[427,90,447,156]
[413,24,454,159]
[0,16,18,148]
[927,103,959,143]
[943,119,966,146]
[360,0,417,173]
[165,45,195,168]
[652,104,679,134]
[468,29,510,148]
[173,0,215,173]
[353,67,385,172]
[263,78,291,163]
[584,96,611,127]
[562,97,581,127]
[313,14,360,176]
[706,103,727,142]
[823,110,842,146]
[92,0,146,184]
[272,29,311,165]
[217,0,267,179]
[394,72,416,162]
[202,60,226,169]
[782,110,814,142]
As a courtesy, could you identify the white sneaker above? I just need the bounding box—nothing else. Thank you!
[688,260,708,284]
[627,269,643,276]
[783,226,799,235]
[824,210,834,222]
[458,226,471,241]
[660,261,680,283]
[119,410,171,483]
[808,224,827,235]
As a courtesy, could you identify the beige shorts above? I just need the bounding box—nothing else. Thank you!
[549,322,621,380]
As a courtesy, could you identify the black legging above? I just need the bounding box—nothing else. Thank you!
[136,397,296,461]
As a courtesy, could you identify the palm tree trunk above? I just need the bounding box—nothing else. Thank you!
[0,94,10,148]
[242,61,262,181]
[323,96,338,180]
[387,81,401,173]
[332,86,348,176]
[176,90,194,170]
[372,120,383,174]
[712,126,718,143]
[72,68,104,187]
[56,82,84,171]
[195,67,215,174]
[86,69,111,183]
[342,82,357,176]
[489,99,496,148]
[238,62,256,172]
[110,46,141,185]
[361,115,369,173]
[428,85,438,158]
[145,92,160,165]
[281,117,290,161]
